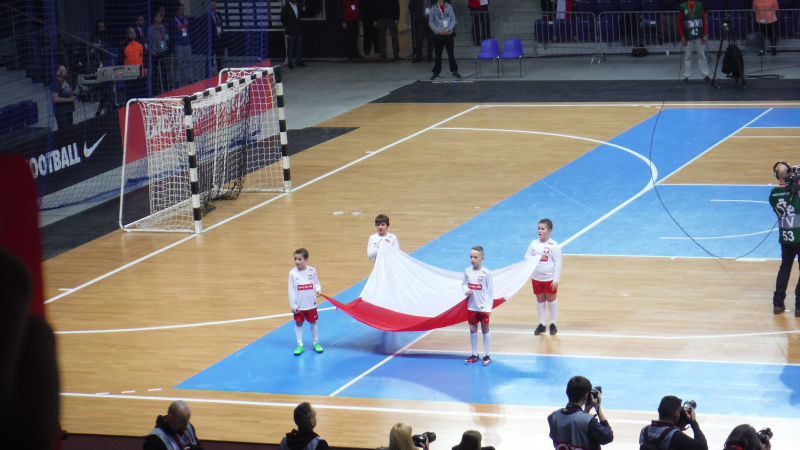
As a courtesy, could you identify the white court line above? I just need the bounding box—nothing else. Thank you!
[328,330,433,397]
[731,135,800,138]
[58,392,800,427]
[710,199,770,204]
[54,307,337,334]
[562,253,775,260]
[476,103,800,107]
[403,348,800,367]
[433,327,800,341]
[660,229,774,240]
[666,184,775,187]
[45,105,482,305]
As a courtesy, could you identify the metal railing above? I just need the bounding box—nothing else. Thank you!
[531,12,599,56]
[706,9,799,49]
[596,11,682,56]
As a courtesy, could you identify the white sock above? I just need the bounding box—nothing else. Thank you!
[470,332,478,355]
[548,300,558,325]
[483,332,491,356]
[310,322,319,343]
[295,323,303,345]
[537,302,547,325]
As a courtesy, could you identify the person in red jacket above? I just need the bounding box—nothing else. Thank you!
[119,27,147,98]
[468,0,491,46]
[753,0,779,55]
[340,0,363,60]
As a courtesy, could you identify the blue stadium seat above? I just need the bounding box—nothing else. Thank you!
[777,10,797,37]
[8,104,25,131]
[535,19,555,42]
[20,100,38,126]
[0,106,10,134]
[576,14,598,41]
[574,0,600,13]
[727,0,749,9]
[554,19,576,41]
[642,0,661,11]
[598,0,620,12]
[619,0,642,11]
[776,0,795,8]
[704,0,728,10]
[599,14,620,40]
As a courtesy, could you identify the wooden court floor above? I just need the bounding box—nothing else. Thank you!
[45,102,800,449]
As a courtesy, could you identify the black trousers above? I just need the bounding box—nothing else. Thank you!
[362,20,380,54]
[758,22,778,50]
[343,20,361,59]
[432,33,457,74]
[469,5,491,46]
[774,243,800,309]
[53,108,73,130]
[412,16,434,59]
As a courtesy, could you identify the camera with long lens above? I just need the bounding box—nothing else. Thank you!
[412,432,436,448]
[786,165,800,197]
[676,400,696,429]
[722,14,733,30]
[758,428,773,445]
[589,385,602,402]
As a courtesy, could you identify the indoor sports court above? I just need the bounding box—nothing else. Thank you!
[44,99,800,449]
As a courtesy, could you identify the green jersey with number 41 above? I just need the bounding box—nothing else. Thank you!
[680,1,705,40]
[770,186,800,245]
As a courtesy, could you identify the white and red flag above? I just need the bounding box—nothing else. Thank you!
[324,243,541,332]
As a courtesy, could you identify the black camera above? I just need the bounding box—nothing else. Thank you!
[786,165,800,197]
[412,432,436,447]
[676,400,696,429]
[722,14,734,29]
[758,428,773,443]
[590,385,602,400]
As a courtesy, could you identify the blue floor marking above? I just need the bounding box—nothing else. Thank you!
[748,108,800,128]
[177,108,797,417]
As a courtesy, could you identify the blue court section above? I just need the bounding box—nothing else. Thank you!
[177,108,800,418]
[749,108,800,127]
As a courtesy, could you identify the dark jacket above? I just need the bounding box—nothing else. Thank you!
[281,429,330,450]
[548,404,614,450]
[143,415,201,450]
[281,2,304,35]
[372,0,400,20]
[408,0,431,18]
[652,420,708,450]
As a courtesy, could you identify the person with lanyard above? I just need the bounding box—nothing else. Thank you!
[428,0,460,80]
[171,4,194,88]
[209,1,226,61]
[143,400,203,450]
[678,0,709,85]
[50,65,76,130]
[339,0,363,61]
[753,0,779,55]
[149,13,169,95]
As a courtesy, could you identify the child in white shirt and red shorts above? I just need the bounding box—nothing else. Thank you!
[288,248,323,355]
[463,246,494,366]
[525,219,562,335]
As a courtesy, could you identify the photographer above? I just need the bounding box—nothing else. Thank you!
[639,396,706,450]
[547,376,613,450]
[280,402,330,450]
[144,400,203,450]
[723,425,771,450]
[385,423,431,450]
[770,162,800,317]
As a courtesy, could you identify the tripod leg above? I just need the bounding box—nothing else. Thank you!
[711,30,725,88]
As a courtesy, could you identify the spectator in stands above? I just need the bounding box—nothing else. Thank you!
[678,0,710,84]
[281,0,307,68]
[149,14,169,94]
[135,16,148,49]
[361,0,382,56]
[388,423,430,450]
[51,65,76,130]
[209,1,227,62]
[548,375,613,450]
[339,0,364,60]
[453,430,494,450]
[723,425,770,450]
[753,0,779,55]
[119,27,147,99]
[372,0,401,59]
[639,395,707,450]
[144,400,202,450]
[429,0,460,80]
[279,402,330,450]
[90,21,113,69]
[171,4,194,88]
[409,0,434,62]
[467,0,491,46]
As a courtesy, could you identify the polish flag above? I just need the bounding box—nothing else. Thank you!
[324,243,541,332]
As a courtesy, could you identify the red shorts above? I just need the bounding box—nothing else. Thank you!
[532,279,557,295]
[467,310,490,325]
[294,308,318,324]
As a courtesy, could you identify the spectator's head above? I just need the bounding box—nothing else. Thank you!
[293,402,317,430]
[126,27,136,40]
[724,425,765,450]
[211,1,218,12]
[388,423,416,450]
[454,430,482,450]
[157,6,166,17]
[56,65,68,78]
[135,15,145,27]
[153,14,162,25]
[657,395,683,423]
[166,400,191,434]
[177,4,185,17]
[565,375,593,405]
[96,21,106,32]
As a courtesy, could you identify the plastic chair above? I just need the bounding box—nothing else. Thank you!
[475,38,500,78]
[500,38,525,77]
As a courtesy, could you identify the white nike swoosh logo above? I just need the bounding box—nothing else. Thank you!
[83,134,106,158]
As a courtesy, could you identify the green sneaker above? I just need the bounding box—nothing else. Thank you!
[313,342,323,353]
[293,345,304,355]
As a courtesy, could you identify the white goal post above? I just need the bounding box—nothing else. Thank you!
[119,66,291,234]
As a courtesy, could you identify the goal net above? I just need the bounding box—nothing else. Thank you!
[120,66,289,233]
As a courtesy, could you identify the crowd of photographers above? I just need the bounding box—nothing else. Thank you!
[146,376,775,450]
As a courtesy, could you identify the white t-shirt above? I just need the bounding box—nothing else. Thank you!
[288,266,321,310]
[525,238,562,282]
[462,266,494,312]
[367,232,400,260]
